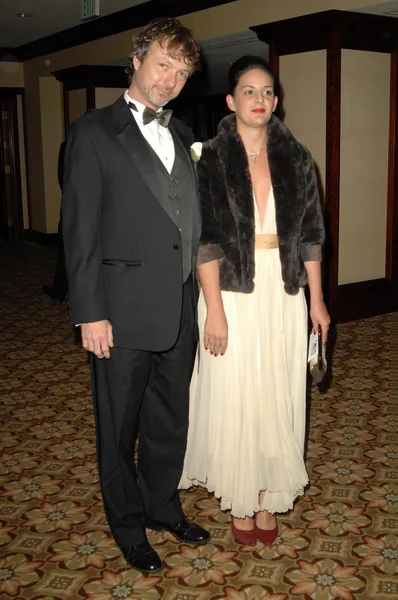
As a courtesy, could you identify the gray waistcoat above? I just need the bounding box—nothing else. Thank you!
[148,134,194,282]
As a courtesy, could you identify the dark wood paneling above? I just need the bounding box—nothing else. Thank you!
[55,61,210,94]
[0,91,25,242]
[267,42,282,119]
[53,65,127,90]
[0,87,24,96]
[386,48,398,284]
[324,31,341,320]
[0,48,16,59]
[20,91,32,233]
[251,10,398,55]
[86,86,96,111]
[8,0,234,62]
[8,97,24,241]
[254,9,398,323]
[268,42,279,79]
[62,84,70,132]
[26,230,58,246]
[336,278,398,322]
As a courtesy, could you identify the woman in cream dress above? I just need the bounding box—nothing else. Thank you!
[180,56,330,545]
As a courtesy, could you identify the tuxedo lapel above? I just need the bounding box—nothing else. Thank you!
[111,96,175,225]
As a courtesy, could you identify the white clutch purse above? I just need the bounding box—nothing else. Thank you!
[308,326,327,384]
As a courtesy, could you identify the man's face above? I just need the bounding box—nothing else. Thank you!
[129,41,192,110]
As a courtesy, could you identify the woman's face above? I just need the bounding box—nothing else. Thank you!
[226,67,278,129]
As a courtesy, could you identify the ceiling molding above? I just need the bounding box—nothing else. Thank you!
[3,0,234,63]
[0,48,16,60]
[251,9,398,56]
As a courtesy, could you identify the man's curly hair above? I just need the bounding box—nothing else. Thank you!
[125,18,201,84]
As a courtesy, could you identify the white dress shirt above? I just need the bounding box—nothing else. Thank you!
[124,91,175,174]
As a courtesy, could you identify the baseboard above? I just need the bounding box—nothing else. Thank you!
[335,277,398,322]
[23,229,58,246]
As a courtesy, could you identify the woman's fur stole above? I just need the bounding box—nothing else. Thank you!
[197,113,325,295]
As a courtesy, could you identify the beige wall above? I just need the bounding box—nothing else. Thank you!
[95,88,125,109]
[21,0,392,232]
[280,51,327,200]
[0,62,24,87]
[339,50,389,284]
[39,77,64,233]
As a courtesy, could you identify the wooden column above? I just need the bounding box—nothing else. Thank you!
[387,48,398,286]
[53,65,128,129]
[251,10,398,323]
[325,30,341,316]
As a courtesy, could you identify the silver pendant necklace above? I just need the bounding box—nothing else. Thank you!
[246,145,267,164]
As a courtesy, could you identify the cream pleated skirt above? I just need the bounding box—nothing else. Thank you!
[179,189,309,517]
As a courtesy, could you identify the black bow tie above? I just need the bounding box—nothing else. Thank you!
[128,101,172,128]
[142,106,173,128]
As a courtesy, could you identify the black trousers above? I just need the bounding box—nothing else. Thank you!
[91,275,196,547]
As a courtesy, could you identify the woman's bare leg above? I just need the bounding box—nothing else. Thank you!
[231,515,254,531]
[255,491,277,529]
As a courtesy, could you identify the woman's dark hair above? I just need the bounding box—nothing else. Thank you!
[228,55,277,95]
[126,18,201,84]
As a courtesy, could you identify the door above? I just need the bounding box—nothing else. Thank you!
[0,90,24,242]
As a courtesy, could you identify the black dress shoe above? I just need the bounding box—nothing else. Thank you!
[121,543,163,574]
[147,517,211,545]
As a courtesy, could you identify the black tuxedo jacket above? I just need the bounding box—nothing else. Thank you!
[62,95,201,351]
[57,140,66,191]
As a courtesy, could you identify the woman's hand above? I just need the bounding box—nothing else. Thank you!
[204,307,228,356]
[310,300,330,343]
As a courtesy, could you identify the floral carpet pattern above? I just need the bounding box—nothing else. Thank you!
[0,241,397,600]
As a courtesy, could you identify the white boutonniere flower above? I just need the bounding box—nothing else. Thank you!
[190,142,202,162]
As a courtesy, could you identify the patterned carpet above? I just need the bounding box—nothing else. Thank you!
[0,241,397,600]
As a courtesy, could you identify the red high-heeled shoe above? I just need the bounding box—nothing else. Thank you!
[231,520,257,546]
[255,521,278,546]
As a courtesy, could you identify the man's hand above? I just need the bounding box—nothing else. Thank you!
[81,320,114,359]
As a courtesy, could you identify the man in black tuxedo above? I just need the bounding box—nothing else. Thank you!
[62,18,208,574]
